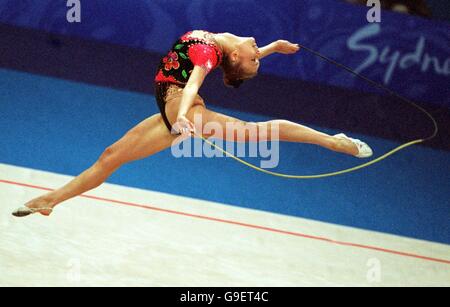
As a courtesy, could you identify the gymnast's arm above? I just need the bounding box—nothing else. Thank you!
[177,65,208,119]
[258,40,301,60]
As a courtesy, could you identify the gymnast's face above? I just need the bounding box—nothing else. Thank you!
[235,36,261,79]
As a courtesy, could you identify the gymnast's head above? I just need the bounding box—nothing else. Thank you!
[217,34,261,88]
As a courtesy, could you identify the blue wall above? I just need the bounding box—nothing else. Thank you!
[0,0,449,106]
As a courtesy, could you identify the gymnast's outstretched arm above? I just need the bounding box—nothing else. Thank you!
[258,40,300,60]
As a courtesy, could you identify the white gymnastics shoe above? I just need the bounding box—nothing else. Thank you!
[334,133,373,158]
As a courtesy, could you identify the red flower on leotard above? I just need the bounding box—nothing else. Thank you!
[162,51,180,71]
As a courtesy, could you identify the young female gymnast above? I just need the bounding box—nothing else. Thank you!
[12,30,372,217]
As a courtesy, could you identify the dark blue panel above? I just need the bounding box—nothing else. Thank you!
[0,0,449,106]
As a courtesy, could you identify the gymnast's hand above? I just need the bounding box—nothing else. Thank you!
[173,114,196,136]
[275,40,300,55]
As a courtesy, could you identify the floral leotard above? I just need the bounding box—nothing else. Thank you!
[154,30,224,134]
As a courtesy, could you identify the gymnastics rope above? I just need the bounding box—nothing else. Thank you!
[192,44,439,179]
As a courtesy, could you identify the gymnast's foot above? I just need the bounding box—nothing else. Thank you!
[12,197,55,217]
[334,133,373,158]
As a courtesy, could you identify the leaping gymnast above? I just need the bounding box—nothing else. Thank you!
[12,30,372,217]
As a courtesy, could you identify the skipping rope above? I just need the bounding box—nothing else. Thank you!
[192,44,439,179]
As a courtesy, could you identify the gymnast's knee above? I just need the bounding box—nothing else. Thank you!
[97,145,124,170]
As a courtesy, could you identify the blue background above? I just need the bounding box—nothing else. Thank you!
[0,0,449,106]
